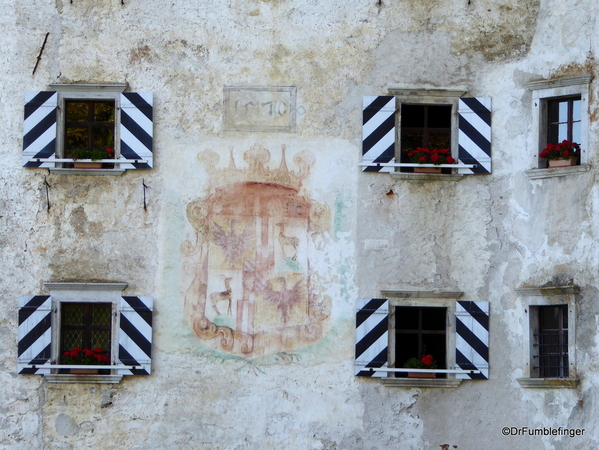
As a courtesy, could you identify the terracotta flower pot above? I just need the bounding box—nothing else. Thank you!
[548,158,575,168]
[407,372,436,378]
[414,167,442,174]
[73,162,103,169]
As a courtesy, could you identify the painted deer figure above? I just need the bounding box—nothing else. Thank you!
[210,276,233,315]
[275,221,299,261]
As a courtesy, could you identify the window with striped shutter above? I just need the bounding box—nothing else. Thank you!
[355,297,490,381]
[361,93,492,175]
[22,87,153,171]
[355,298,389,377]
[17,288,154,380]
[17,295,53,374]
[118,296,153,376]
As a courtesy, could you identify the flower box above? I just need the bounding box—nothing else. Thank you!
[407,372,437,378]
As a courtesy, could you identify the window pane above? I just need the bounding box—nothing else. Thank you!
[66,102,89,122]
[572,122,581,143]
[572,100,581,122]
[427,133,451,150]
[420,307,445,330]
[401,132,423,152]
[94,102,115,123]
[92,303,111,325]
[63,303,84,325]
[65,128,88,153]
[395,307,420,329]
[92,128,115,149]
[428,105,452,128]
[558,101,568,123]
[558,123,568,142]
[401,105,425,127]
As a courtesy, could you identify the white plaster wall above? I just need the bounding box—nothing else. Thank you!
[2,0,599,449]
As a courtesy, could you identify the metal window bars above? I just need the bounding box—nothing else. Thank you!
[533,330,569,378]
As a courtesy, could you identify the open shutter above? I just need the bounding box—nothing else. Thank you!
[455,300,489,379]
[18,295,53,374]
[23,91,57,168]
[458,97,492,175]
[119,92,153,169]
[355,298,389,377]
[362,96,396,173]
[118,296,153,375]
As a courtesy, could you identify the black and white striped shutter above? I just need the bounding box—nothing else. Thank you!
[118,296,153,375]
[355,298,389,377]
[455,300,489,380]
[22,91,57,168]
[17,295,53,375]
[362,96,396,173]
[119,93,153,170]
[458,98,492,175]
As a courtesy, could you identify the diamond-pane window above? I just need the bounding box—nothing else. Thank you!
[60,302,111,362]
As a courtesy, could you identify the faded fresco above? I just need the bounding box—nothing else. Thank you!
[182,144,332,359]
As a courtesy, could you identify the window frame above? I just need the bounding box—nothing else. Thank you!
[526,75,592,174]
[361,90,492,177]
[392,90,462,171]
[516,285,578,388]
[354,291,489,388]
[17,282,153,384]
[388,297,456,377]
[53,84,125,172]
[22,84,154,174]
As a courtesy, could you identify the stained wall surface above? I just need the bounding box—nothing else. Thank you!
[2,0,599,449]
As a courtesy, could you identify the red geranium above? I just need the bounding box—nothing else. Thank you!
[406,147,456,165]
[539,140,580,161]
[62,347,110,365]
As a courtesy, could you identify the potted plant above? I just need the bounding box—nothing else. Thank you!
[405,147,456,173]
[403,354,438,378]
[62,347,110,374]
[70,147,114,169]
[539,140,580,167]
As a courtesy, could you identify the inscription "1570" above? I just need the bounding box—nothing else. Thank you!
[224,86,297,133]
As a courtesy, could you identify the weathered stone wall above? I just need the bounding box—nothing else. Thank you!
[2,0,599,448]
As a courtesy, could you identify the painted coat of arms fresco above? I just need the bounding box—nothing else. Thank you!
[182,144,332,359]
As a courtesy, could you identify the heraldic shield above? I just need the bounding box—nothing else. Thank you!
[183,146,331,359]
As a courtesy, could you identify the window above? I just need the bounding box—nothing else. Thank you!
[516,285,578,388]
[527,75,592,173]
[22,84,154,174]
[354,292,489,387]
[17,283,153,383]
[361,90,492,176]
[60,302,112,363]
[394,306,447,377]
[533,305,568,378]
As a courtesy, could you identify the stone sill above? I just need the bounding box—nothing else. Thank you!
[389,173,463,181]
[48,168,126,176]
[524,164,591,180]
[44,374,123,384]
[517,378,579,389]
[381,378,462,388]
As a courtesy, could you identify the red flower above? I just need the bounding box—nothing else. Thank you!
[421,354,434,367]
[106,148,114,154]
[93,348,104,353]
[446,156,456,164]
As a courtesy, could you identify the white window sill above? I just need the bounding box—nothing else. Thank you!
[517,378,579,389]
[44,374,123,384]
[524,164,591,180]
[381,378,462,388]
